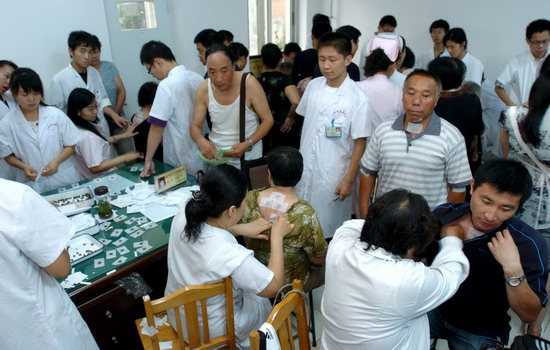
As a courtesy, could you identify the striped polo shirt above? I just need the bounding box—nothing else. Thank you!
[361,113,472,209]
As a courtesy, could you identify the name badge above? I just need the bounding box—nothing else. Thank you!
[325,119,342,138]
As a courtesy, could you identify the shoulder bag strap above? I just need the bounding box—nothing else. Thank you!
[239,72,249,165]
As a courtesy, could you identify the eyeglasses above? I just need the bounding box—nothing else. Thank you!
[529,38,550,46]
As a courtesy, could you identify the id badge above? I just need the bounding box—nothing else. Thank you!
[325,119,342,138]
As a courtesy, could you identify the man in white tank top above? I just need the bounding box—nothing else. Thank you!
[190,44,273,168]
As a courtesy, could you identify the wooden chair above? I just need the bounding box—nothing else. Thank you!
[249,280,310,350]
[135,277,236,350]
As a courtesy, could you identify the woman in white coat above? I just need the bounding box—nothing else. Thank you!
[165,164,293,349]
[0,68,81,192]
[0,60,18,180]
[444,28,484,85]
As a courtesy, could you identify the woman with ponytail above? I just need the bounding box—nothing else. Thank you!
[165,164,293,349]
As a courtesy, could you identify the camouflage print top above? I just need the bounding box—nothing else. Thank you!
[242,189,328,285]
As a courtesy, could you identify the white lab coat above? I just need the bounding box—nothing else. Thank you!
[296,76,370,238]
[50,64,112,137]
[0,179,98,350]
[0,105,81,192]
[0,91,17,180]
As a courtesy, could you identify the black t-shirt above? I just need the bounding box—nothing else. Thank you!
[257,71,293,124]
[311,61,361,82]
[431,202,548,344]
[291,49,318,85]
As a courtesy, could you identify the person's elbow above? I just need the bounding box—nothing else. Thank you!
[43,250,72,279]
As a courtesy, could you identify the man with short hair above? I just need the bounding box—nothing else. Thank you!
[496,19,550,106]
[50,31,128,137]
[416,19,451,70]
[378,15,397,33]
[193,29,223,67]
[190,44,273,169]
[359,70,472,218]
[429,159,549,349]
[291,21,332,85]
[139,40,204,177]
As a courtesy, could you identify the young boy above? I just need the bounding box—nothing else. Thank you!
[296,32,370,238]
[50,31,127,138]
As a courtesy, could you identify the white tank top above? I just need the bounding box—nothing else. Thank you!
[207,75,262,167]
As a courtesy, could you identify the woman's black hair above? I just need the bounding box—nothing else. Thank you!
[443,27,468,49]
[360,189,438,257]
[428,57,466,90]
[9,68,47,106]
[0,60,18,70]
[137,81,158,107]
[266,146,303,187]
[261,43,283,69]
[184,164,248,241]
[67,88,107,141]
[364,48,393,77]
[522,70,550,147]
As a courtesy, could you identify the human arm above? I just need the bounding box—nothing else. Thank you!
[488,230,543,322]
[103,105,128,128]
[359,173,377,219]
[43,250,71,278]
[228,218,272,241]
[447,188,466,203]
[5,154,38,181]
[140,124,164,177]
[280,84,301,133]
[257,215,294,298]
[495,86,515,107]
[106,121,139,144]
[89,152,143,174]
[42,145,75,176]
[190,82,218,160]
[113,75,126,114]
[500,127,510,158]
[223,75,274,158]
[335,137,366,200]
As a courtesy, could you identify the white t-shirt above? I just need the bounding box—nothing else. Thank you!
[75,126,116,179]
[0,179,98,349]
[415,47,450,70]
[165,209,273,349]
[461,52,484,85]
[321,219,469,350]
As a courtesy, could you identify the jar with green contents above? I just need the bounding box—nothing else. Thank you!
[94,185,113,219]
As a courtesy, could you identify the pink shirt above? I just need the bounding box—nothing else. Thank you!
[357,74,403,131]
[75,127,116,179]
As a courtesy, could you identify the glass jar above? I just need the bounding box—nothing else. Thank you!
[94,186,113,219]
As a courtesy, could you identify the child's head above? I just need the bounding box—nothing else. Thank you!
[317,32,352,83]
[10,68,45,110]
[67,88,97,122]
[138,82,158,107]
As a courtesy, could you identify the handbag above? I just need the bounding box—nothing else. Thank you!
[239,72,269,190]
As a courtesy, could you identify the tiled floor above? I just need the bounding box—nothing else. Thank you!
[307,286,550,349]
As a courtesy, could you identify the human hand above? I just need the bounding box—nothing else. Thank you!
[280,117,295,133]
[270,214,294,239]
[112,114,129,128]
[42,160,59,176]
[440,224,465,240]
[487,229,523,275]
[124,152,143,163]
[24,166,39,181]
[140,159,155,177]
[335,179,353,200]
[199,139,219,160]
[233,218,272,240]
[120,122,139,139]
[223,141,249,158]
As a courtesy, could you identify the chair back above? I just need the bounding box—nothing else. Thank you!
[249,279,310,350]
[142,277,236,350]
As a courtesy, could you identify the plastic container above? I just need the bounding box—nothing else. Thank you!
[94,186,113,219]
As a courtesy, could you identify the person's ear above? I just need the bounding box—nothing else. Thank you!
[344,54,352,66]
[68,47,74,58]
[227,205,238,218]
[470,179,475,195]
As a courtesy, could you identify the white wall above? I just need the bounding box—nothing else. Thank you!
[3,0,112,99]
[305,0,550,80]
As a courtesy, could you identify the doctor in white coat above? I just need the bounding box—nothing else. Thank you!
[296,33,370,238]
[0,60,18,179]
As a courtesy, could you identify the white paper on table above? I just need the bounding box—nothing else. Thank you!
[142,203,181,222]
[126,204,145,214]
[160,341,173,349]
[141,325,159,337]
[60,271,89,289]
[70,213,96,232]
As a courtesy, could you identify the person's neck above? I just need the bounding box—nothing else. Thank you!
[326,73,347,88]
[92,62,100,70]
[71,61,87,74]
[21,107,39,122]
[433,42,444,55]
[269,185,296,197]
[457,50,467,60]
[404,115,431,135]
[140,105,152,118]
[205,217,230,231]
[263,66,280,73]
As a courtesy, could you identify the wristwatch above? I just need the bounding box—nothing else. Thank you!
[505,275,526,287]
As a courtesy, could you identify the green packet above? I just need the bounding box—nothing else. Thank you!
[197,148,233,165]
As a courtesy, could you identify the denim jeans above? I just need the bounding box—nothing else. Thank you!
[429,309,505,350]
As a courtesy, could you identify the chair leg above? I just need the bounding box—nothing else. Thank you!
[309,291,317,347]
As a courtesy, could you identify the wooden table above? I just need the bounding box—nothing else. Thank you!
[46,161,196,349]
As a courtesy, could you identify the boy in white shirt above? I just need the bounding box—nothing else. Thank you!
[296,32,370,238]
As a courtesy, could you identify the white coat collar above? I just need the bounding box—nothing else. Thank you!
[14,105,50,140]
[318,74,354,113]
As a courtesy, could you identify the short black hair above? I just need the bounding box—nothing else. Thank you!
[360,189,438,257]
[68,31,94,51]
[218,29,234,43]
[266,147,303,187]
[9,68,45,99]
[194,29,223,48]
[140,40,176,65]
[379,15,397,28]
[428,57,466,90]
[228,42,249,59]
[205,43,235,64]
[261,43,283,69]
[430,19,450,33]
[283,42,301,56]
[364,48,393,77]
[444,28,468,49]
[313,13,330,25]
[401,47,416,69]
[90,35,102,51]
[312,22,333,40]
[473,159,532,206]
[137,81,158,107]
[318,32,351,57]
[404,69,442,95]
[0,60,18,70]
[526,19,550,40]
[336,25,361,43]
